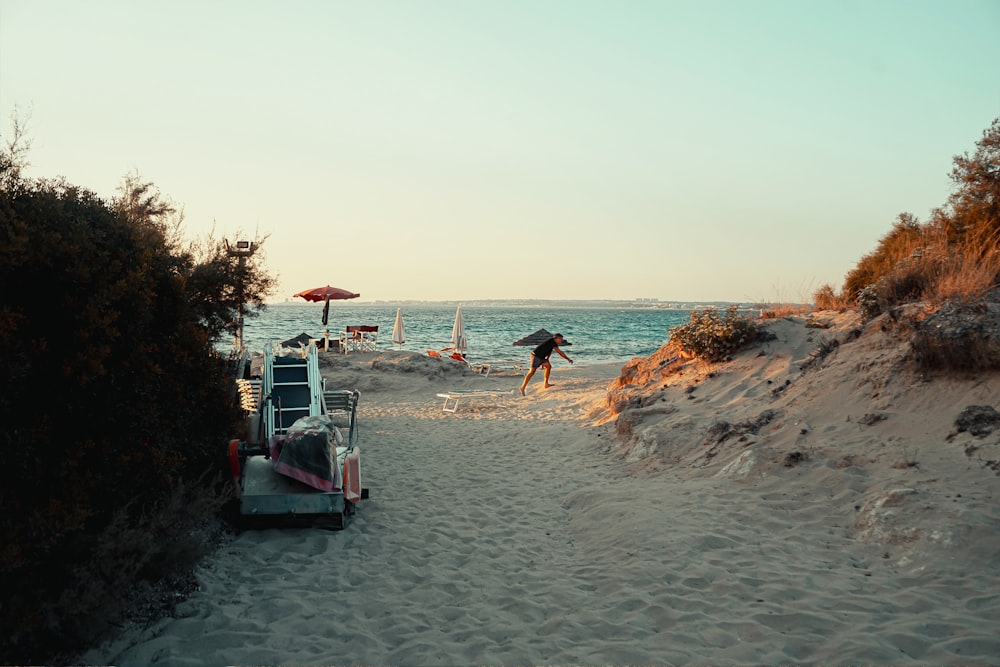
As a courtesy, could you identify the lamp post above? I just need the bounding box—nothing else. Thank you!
[226,239,256,351]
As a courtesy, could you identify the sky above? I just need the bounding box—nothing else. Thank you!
[2,1,998,303]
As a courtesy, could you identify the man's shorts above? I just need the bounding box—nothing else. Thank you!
[531,353,549,369]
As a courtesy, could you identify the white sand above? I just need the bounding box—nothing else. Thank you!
[81,314,1000,666]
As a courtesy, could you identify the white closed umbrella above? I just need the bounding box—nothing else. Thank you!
[392,308,405,348]
[451,306,468,355]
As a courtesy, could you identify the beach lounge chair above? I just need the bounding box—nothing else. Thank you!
[263,344,326,435]
[483,359,527,376]
[436,389,513,413]
[450,352,495,376]
[428,349,492,375]
[322,388,360,446]
[441,350,472,368]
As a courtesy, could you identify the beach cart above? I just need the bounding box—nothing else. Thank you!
[228,343,367,529]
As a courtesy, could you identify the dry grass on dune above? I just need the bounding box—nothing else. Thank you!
[599,306,1000,562]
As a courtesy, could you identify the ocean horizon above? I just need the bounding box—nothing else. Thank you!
[237,303,695,367]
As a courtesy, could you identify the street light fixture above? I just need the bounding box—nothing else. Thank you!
[226,240,257,351]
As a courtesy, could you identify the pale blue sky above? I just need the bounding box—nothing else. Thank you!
[2,0,998,302]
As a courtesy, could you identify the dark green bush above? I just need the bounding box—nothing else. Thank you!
[0,142,273,661]
[668,305,760,362]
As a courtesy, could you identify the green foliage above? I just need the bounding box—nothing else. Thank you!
[0,132,274,661]
[668,305,761,362]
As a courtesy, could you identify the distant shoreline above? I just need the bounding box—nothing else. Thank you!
[265,298,769,310]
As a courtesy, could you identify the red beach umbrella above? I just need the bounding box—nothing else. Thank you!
[293,285,361,302]
[293,285,360,328]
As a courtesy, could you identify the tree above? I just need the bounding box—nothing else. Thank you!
[0,126,276,661]
[110,171,276,346]
[0,106,31,192]
[942,117,1000,251]
[839,117,1000,308]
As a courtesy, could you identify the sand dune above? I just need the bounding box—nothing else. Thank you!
[80,314,1000,666]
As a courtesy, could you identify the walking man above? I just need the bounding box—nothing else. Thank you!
[520,333,573,395]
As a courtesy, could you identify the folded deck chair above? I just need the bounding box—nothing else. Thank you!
[236,378,263,412]
[323,388,360,446]
[343,325,378,353]
[262,345,325,436]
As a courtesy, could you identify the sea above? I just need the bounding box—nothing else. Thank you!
[234,304,693,367]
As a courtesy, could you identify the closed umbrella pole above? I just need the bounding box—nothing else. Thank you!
[451,306,468,355]
[392,308,405,348]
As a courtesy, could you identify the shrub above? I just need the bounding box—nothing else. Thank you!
[910,297,1000,371]
[856,283,883,322]
[669,306,760,362]
[0,133,274,662]
[843,213,924,302]
[928,231,1000,303]
[812,284,849,311]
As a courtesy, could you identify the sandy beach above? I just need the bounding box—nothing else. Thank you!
[80,311,1000,666]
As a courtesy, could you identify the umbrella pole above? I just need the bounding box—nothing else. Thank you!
[322,294,331,351]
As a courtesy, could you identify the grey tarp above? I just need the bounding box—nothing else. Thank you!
[513,328,571,346]
[281,332,316,348]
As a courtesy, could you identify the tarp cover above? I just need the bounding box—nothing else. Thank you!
[281,332,316,348]
[512,328,552,346]
[512,328,571,346]
[269,415,344,491]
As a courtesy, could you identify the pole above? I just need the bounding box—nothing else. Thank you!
[226,240,257,352]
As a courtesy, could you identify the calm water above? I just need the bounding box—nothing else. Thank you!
[234,304,692,367]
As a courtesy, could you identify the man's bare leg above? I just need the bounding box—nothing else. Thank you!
[520,368,535,395]
[543,362,553,388]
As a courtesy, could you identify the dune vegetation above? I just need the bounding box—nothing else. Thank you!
[674,118,1000,369]
[820,120,1000,323]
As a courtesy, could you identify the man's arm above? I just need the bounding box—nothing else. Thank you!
[556,346,573,363]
